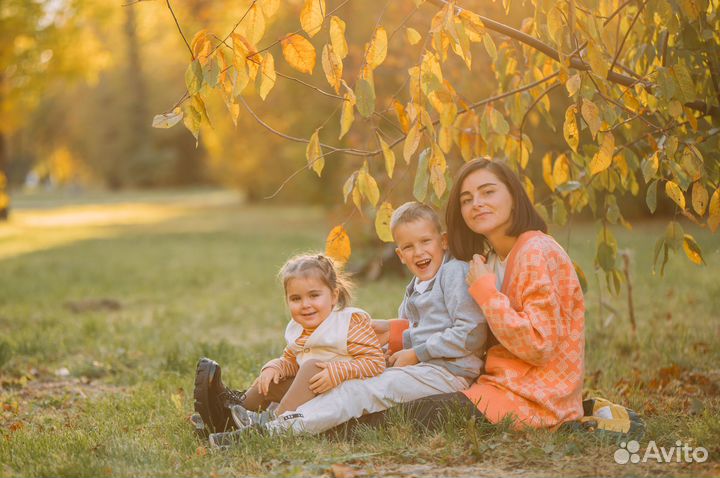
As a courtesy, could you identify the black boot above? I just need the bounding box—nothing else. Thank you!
[193,357,246,434]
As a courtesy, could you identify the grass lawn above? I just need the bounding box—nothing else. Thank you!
[0,190,718,477]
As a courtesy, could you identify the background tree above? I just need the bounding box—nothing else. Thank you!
[152,0,720,288]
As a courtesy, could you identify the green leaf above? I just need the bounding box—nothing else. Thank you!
[665,220,684,250]
[482,33,497,61]
[355,77,376,118]
[413,148,431,202]
[646,179,658,213]
[185,59,204,95]
[573,261,588,293]
[202,56,220,88]
[596,241,616,272]
[641,152,659,183]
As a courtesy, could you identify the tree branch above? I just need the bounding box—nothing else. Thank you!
[165,0,193,59]
[609,0,648,74]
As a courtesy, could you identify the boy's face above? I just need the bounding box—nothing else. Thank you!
[394,219,447,281]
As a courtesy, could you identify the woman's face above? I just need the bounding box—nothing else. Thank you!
[459,168,514,239]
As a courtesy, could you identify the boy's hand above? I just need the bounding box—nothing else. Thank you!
[371,319,391,346]
[466,254,492,286]
[255,367,281,395]
[309,363,335,394]
[388,349,419,368]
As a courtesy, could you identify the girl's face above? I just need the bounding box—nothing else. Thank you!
[459,169,514,239]
[285,275,339,329]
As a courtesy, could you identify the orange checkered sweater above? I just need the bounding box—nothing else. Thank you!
[389,231,585,428]
[264,312,385,387]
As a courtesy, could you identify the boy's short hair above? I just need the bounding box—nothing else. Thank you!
[390,202,443,236]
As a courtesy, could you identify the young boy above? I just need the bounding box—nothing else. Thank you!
[215,202,487,440]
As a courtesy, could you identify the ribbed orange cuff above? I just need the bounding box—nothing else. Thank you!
[388,319,410,355]
[468,274,498,306]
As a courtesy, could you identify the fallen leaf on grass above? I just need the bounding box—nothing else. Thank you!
[330,463,358,478]
[196,446,208,457]
[9,422,23,432]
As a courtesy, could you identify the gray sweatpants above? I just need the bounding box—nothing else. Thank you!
[267,363,469,435]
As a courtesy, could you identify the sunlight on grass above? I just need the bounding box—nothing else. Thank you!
[0,191,242,261]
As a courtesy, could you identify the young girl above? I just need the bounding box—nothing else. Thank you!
[209,253,385,447]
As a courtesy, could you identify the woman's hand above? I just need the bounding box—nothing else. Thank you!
[254,367,281,395]
[388,349,419,368]
[309,363,334,394]
[466,254,492,286]
[371,319,391,346]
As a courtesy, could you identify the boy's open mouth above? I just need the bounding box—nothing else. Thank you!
[415,258,432,270]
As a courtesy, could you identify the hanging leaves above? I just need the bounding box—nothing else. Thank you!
[682,234,705,265]
[355,75,376,118]
[405,27,422,45]
[581,99,601,139]
[152,108,183,129]
[708,188,720,233]
[377,132,396,178]
[185,60,203,95]
[321,44,343,93]
[366,27,388,69]
[281,34,316,74]
[429,146,447,198]
[258,53,276,100]
[239,4,266,45]
[665,181,686,209]
[300,0,326,38]
[552,154,570,187]
[326,225,351,265]
[375,202,394,242]
[413,148,431,202]
[329,16,348,59]
[691,182,708,216]
[357,162,380,207]
[306,128,324,177]
[563,105,579,153]
[404,121,422,164]
[589,132,615,175]
[339,82,355,140]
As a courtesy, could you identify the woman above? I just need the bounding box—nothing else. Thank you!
[372,157,586,429]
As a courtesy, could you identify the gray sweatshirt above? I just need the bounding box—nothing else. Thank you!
[399,257,488,379]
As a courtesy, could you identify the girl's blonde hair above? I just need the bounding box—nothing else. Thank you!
[278,253,353,309]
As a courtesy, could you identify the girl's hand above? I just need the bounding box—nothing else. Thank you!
[466,254,492,286]
[309,363,334,394]
[388,349,419,368]
[255,367,281,396]
[371,320,391,346]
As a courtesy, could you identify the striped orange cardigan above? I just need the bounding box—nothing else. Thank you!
[390,231,585,428]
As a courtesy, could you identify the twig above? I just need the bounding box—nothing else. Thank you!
[609,0,648,74]
[165,0,193,59]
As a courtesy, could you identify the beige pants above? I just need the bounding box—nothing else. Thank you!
[269,363,469,435]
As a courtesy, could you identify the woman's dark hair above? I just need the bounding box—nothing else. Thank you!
[445,157,547,261]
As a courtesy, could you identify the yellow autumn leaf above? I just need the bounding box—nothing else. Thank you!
[329,16,348,59]
[665,181,686,210]
[321,44,343,93]
[405,27,421,45]
[238,4,265,45]
[326,225,351,265]
[259,0,280,19]
[394,100,410,133]
[587,42,609,78]
[566,73,581,96]
[542,152,555,191]
[692,182,708,216]
[563,105,579,153]
[377,133,396,178]
[682,234,705,265]
[581,99,601,139]
[552,153,570,187]
[357,164,380,207]
[339,82,355,140]
[708,188,720,233]
[190,29,212,62]
[403,120,421,164]
[366,27,388,69]
[524,176,535,203]
[589,132,615,175]
[152,107,184,129]
[375,202,394,242]
[258,52,276,100]
[281,34,316,74]
[300,0,325,38]
[459,10,485,42]
[429,147,447,198]
[306,128,324,177]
